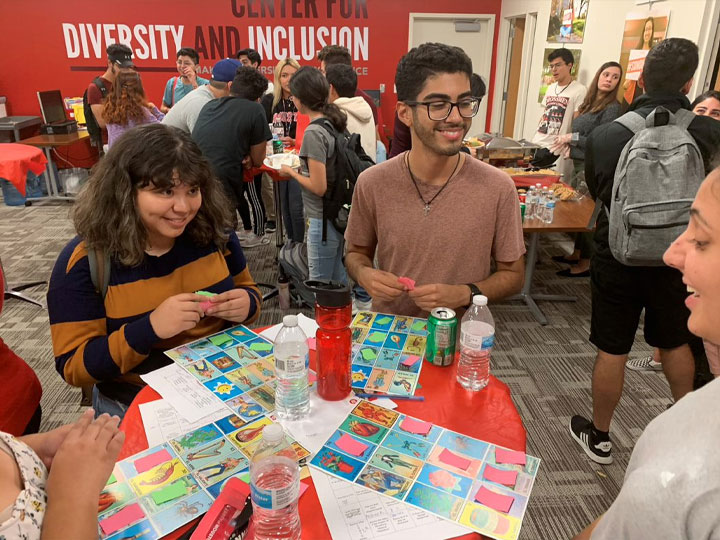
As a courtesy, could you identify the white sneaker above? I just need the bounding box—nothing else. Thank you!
[626,355,663,372]
[240,233,270,248]
[352,298,372,315]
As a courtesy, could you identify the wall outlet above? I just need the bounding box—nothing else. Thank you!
[380,84,386,93]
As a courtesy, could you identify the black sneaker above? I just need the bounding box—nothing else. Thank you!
[569,415,613,465]
[265,220,277,233]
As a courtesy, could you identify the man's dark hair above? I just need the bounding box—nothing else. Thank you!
[691,90,720,109]
[326,64,357,98]
[106,43,132,57]
[471,74,486,98]
[395,43,472,102]
[547,48,575,67]
[176,47,200,64]
[230,66,269,100]
[317,45,352,66]
[236,48,262,66]
[642,38,699,93]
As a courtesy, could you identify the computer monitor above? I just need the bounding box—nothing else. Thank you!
[37,90,68,124]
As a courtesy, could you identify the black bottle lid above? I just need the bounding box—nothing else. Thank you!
[304,280,351,308]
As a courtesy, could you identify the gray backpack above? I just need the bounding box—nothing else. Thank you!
[608,106,704,266]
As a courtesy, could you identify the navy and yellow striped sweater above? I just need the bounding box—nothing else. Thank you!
[47,230,261,404]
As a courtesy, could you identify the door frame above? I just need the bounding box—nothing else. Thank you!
[490,12,536,139]
[408,12,496,130]
[696,0,720,94]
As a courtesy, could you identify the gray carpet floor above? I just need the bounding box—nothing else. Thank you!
[0,199,668,539]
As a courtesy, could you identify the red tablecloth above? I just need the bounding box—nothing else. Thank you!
[0,143,47,196]
[120,353,526,539]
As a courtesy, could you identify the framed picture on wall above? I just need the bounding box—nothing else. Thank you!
[617,8,670,107]
[538,48,582,103]
[546,0,590,43]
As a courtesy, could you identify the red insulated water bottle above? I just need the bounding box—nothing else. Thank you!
[305,280,352,401]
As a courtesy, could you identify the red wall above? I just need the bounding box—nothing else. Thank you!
[1,0,501,139]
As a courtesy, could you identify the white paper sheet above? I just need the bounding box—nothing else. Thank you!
[140,364,226,422]
[270,389,356,453]
[260,313,319,342]
[310,469,472,540]
[138,398,230,447]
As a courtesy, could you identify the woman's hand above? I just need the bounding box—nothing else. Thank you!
[280,136,294,147]
[150,293,206,339]
[279,164,296,178]
[204,289,252,323]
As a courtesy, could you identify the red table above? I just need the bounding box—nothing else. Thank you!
[120,348,526,539]
[0,143,47,196]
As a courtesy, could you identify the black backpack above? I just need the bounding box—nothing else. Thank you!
[83,77,109,152]
[310,118,375,241]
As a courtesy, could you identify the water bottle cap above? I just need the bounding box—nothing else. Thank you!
[473,295,488,306]
[262,423,284,442]
[283,315,298,327]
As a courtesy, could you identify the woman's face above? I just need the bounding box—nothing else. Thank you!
[693,97,720,120]
[280,64,298,96]
[664,175,720,344]
[642,19,653,48]
[598,67,622,93]
[136,172,201,248]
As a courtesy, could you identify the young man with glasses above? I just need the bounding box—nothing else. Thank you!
[532,49,587,165]
[345,43,525,317]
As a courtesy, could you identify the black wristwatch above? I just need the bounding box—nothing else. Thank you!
[465,283,482,307]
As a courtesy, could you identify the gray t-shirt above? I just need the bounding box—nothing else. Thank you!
[162,85,215,133]
[592,377,720,540]
[299,123,335,219]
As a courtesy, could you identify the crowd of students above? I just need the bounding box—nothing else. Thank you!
[2,28,720,540]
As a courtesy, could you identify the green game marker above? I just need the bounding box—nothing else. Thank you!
[195,290,216,297]
[368,332,384,343]
[411,321,425,331]
[210,335,233,347]
[107,473,117,485]
[250,342,273,352]
[361,348,377,361]
[151,482,187,504]
[376,316,392,325]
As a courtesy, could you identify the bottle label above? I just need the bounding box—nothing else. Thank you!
[251,480,299,510]
[276,353,308,374]
[461,330,495,350]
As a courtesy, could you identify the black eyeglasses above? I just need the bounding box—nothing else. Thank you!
[404,97,480,121]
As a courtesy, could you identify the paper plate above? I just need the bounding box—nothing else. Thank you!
[263,153,300,170]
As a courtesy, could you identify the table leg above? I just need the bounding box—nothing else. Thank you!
[1,257,46,309]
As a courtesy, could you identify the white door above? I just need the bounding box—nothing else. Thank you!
[409,13,495,137]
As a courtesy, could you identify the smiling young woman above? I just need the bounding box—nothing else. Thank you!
[46,124,262,417]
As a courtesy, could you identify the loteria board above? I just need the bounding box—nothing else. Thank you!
[309,401,540,540]
[351,311,428,396]
[97,415,310,539]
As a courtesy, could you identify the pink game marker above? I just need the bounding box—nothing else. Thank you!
[475,486,515,513]
[398,276,416,291]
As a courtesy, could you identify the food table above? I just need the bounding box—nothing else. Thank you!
[19,131,89,204]
[120,347,527,539]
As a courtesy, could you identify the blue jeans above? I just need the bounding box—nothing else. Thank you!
[280,178,305,243]
[307,218,348,284]
[92,386,129,419]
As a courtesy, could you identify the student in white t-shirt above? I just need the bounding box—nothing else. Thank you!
[532,49,587,166]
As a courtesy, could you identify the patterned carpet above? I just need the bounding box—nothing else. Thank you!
[0,198,670,539]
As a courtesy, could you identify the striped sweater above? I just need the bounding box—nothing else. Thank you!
[47,230,261,404]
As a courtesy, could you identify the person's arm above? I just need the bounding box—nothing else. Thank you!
[160,78,174,113]
[247,104,272,167]
[573,516,603,540]
[91,104,107,129]
[147,104,165,122]
[283,158,327,196]
[249,141,266,168]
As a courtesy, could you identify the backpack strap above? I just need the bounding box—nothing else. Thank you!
[672,108,697,130]
[615,111,646,134]
[87,248,111,300]
[93,77,108,98]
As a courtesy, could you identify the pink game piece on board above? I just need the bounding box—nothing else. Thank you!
[134,449,172,473]
[474,486,514,513]
[307,337,317,350]
[495,447,527,466]
[401,355,421,367]
[483,465,518,487]
[400,417,432,436]
[398,276,416,290]
[438,448,471,470]
[335,433,369,457]
[99,503,145,535]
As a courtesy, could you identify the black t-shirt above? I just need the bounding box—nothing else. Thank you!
[192,96,271,182]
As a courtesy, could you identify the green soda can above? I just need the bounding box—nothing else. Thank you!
[272,139,284,154]
[425,307,457,366]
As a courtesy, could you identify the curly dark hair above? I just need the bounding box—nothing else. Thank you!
[395,43,472,101]
[325,64,357,98]
[317,45,352,66]
[236,48,262,65]
[643,38,698,93]
[230,66,269,101]
[72,124,233,267]
[290,66,347,132]
[102,71,149,125]
[548,48,575,68]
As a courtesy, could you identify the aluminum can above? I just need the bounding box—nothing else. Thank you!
[425,307,457,366]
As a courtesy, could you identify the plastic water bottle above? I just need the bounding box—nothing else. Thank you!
[543,193,556,224]
[249,424,301,540]
[525,187,536,219]
[534,189,545,220]
[457,295,495,391]
[274,315,310,419]
[266,124,275,156]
